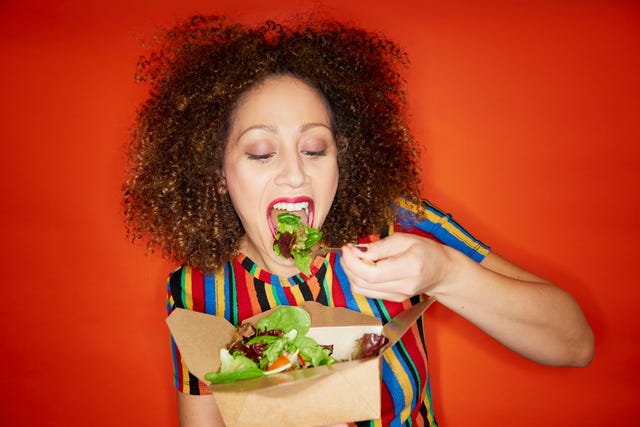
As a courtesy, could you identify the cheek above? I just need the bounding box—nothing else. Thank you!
[320,160,339,201]
[222,163,250,207]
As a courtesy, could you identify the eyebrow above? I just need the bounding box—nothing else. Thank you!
[235,122,333,141]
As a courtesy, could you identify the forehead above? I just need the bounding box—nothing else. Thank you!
[230,75,332,128]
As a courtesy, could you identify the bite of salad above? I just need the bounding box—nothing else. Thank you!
[273,212,323,275]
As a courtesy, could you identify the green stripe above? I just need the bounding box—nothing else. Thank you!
[323,261,332,305]
[228,262,238,325]
[181,267,188,309]
[374,299,392,323]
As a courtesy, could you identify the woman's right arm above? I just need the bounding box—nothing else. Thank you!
[177,391,225,427]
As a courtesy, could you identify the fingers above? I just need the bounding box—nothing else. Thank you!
[340,233,442,300]
[340,244,419,301]
[350,278,411,302]
[347,233,408,263]
[341,235,413,283]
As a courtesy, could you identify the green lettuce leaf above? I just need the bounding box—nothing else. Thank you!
[295,335,336,367]
[256,306,311,336]
[204,348,266,384]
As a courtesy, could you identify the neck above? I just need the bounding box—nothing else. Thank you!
[238,235,301,277]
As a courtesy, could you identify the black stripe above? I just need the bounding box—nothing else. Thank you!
[290,274,305,286]
[254,279,272,311]
[419,403,435,426]
[188,372,201,395]
[380,223,390,238]
[298,279,314,301]
[168,267,185,309]
[394,337,423,415]
[315,285,328,305]
[312,258,330,304]
[241,256,254,272]
[373,299,391,323]
[410,296,429,359]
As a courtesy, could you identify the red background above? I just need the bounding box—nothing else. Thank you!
[1,0,638,425]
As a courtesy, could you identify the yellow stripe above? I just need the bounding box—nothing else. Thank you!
[288,281,306,305]
[397,197,427,216]
[424,392,436,427]
[327,255,374,316]
[214,267,226,316]
[352,291,375,317]
[179,358,191,392]
[383,350,414,422]
[264,278,278,308]
[166,274,175,307]
[324,260,334,305]
[183,266,193,309]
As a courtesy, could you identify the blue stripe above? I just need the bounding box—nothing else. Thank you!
[203,272,216,315]
[272,274,284,287]
[381,358,405,427]
[170,337,180,389]
[392,342,420,417]
[273,281,287,305]
[333,253,359,311]
[286,275,298,286]
[334,254,388,318]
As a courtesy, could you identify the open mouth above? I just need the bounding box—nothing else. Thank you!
[267,197,314,237]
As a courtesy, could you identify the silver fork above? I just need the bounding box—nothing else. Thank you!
[311,247,342,257]
[311,246,367,257]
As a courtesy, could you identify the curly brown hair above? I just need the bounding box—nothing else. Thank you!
[123,15,423,272]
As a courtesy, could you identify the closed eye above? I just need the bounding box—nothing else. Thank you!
[246,152,274,161]
[302,149,327,157]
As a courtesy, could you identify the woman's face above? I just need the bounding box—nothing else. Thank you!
[223,75,339,276]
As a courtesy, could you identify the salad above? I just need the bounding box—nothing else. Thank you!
[204,306,336,384]
[273,212,323,275]
[204,306,391,384]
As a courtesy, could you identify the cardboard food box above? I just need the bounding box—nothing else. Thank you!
[167,297,434,427]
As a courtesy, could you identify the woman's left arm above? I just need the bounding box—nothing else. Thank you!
[340,233,594,367]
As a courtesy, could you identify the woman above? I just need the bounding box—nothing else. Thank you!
[123,16,593,426]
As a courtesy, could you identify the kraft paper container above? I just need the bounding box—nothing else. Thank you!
[167,298,434,427]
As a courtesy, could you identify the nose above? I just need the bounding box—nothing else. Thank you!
[274,152,306,188]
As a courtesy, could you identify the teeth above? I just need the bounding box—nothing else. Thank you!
[273,201,310,218]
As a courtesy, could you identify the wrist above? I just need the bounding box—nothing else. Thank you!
[427,245,469,299]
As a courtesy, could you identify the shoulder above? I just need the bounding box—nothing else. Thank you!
[395,198,491,263]
[167,265,221,313]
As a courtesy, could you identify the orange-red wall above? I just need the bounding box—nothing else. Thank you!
[1,1,638,425]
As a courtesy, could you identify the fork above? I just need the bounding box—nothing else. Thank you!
[311,246,367,257]
[311,247,342,257]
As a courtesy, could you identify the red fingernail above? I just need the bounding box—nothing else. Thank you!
[355,246,368,252]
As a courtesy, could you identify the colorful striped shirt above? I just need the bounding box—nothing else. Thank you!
[167,199,490,426]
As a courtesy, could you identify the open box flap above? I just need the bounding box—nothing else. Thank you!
[166,308,236,381]
[382,297,436,348]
